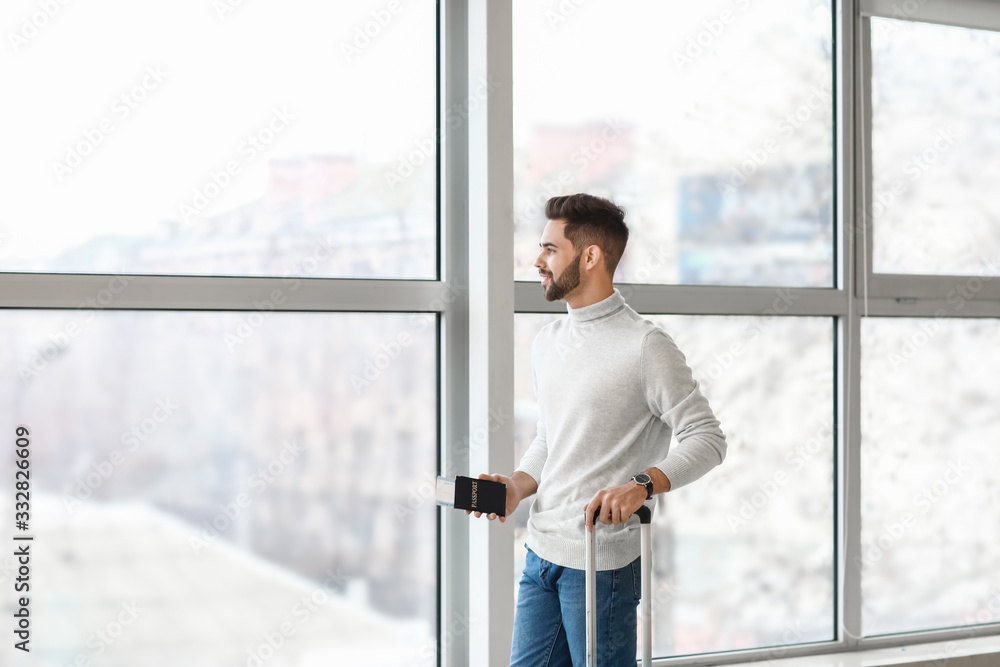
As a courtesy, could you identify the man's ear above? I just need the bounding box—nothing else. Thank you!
[584,245,603,271]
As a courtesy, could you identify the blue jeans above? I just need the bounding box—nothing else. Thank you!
[510,545,640,666]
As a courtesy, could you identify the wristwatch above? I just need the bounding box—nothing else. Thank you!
[631,472,653,500]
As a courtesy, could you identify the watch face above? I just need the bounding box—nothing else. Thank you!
[634,473,651,485]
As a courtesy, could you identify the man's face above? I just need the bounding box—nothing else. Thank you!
[534,218,583,302]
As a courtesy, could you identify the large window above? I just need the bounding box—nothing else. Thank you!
[4,1,1000,665]
[0,0,436,278]
[514,314,835,656]
[0,310,437,664]
[856,0,1000,650]
[2,0,440,666]
[861,317,1000,636]
[512,1,839,662]
[513,0,834,287]
[870,19,1000,277]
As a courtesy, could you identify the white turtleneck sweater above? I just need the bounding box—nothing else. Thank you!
[515,287,727,571]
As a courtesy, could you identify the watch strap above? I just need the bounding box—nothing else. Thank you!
[632,474,653,500]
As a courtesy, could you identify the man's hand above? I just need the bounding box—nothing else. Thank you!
[465,471,537,523]
[584,482,649,532]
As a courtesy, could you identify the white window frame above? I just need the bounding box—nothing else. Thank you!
[4,1,1000,665]
[855,0,1000,308]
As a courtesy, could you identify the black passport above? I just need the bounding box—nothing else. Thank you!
[435,475,507,517]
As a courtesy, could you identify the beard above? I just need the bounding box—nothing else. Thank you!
[542,250,582,302]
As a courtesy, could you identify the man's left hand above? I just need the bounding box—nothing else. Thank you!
[584,482,648,532]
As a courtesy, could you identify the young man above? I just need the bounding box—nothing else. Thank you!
[469,193,727,665]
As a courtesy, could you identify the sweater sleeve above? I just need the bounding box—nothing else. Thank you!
[641,329,727,491]
[514,341,547,485]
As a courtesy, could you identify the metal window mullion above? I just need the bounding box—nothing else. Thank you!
[439,0,471,665]
[643,625,1000,667]
[839,0,864,649]
[839,307,864,648]
[0,274,451,312]
[647,640,839,667]
[856,15,874,307]
[856,624,1000,651]
[861,274,1000,302]
[861,297,1000,318]
[515,281,848,317]
[861,0,1000,33]
[467,1,515,666]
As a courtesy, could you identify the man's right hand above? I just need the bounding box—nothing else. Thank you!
[465,471,537,522]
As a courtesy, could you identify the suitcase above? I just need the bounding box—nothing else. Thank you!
[585,504,653,667]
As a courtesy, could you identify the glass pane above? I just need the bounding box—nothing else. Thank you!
[861,317,1000,636]
[0,310,437,665]
[0,0,436,278]
[513,313,835,657]
[513,0,834,287]
[871,19,1000,276]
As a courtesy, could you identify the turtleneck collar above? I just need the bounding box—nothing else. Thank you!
[566,288,626,323]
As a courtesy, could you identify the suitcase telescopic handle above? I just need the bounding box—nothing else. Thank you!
[585,504,653,667]
[589,504,652,526]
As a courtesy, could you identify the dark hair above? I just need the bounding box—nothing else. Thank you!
[545,193,629,277]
